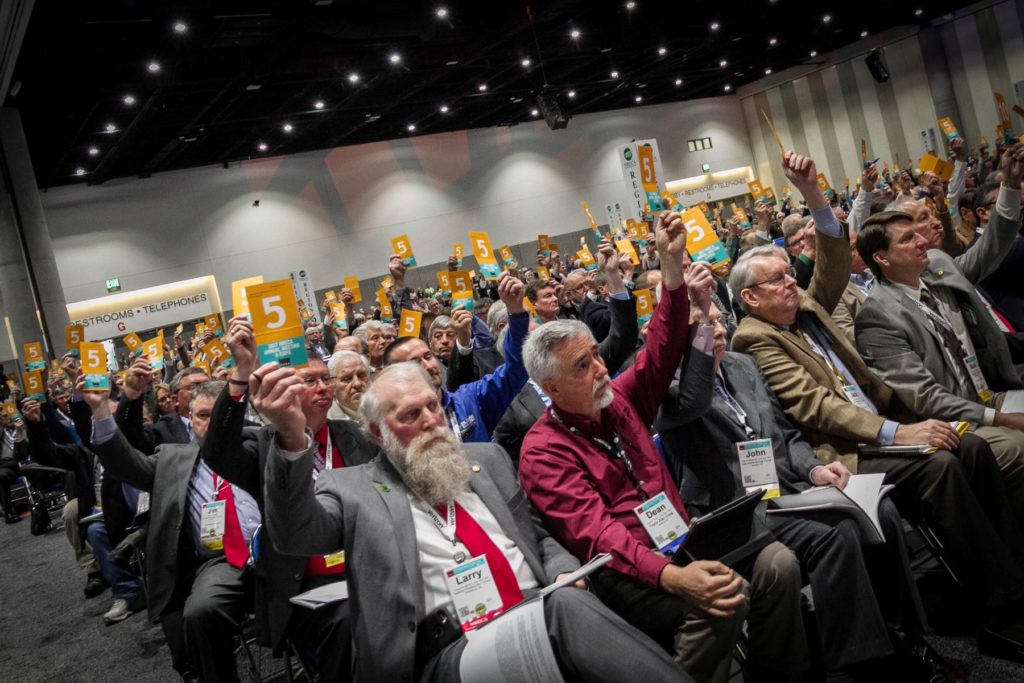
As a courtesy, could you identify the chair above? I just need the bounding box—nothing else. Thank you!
[17,463,70,529]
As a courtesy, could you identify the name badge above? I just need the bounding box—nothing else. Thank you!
[842,384,873,412]
[963,354,994,403]
[633,491,689,554]
[136,491,151,515]
[200,500,226,551]
[737,439,780,500]
[323,550,345,567]
[443,555,505,632]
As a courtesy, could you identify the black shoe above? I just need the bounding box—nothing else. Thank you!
[906,641,965,683]
[5,511,21,524]
[978,620,1024,665]
[84,571,108,599]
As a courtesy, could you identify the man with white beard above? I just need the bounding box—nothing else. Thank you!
[258,361,690,682]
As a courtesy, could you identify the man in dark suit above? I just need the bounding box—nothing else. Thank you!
[656,305,954,680]
[258,361,689,682]
[85,379,262,682]
[200,315,380,680]
[0,411,28,523]
[115,360,208,453]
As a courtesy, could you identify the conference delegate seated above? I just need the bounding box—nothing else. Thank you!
[519,213,806,683]
[258,361,689,682]
[730,149,1024,663]
[656,303,955,680]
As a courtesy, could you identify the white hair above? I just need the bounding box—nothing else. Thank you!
[728,244,790,313]
[328,350,370,376]
[358,361,433,428]
[522,319,594,383]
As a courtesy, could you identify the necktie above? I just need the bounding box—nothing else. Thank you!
[918,289,973,392]
[214,476,249,568]
[445,502,524,609]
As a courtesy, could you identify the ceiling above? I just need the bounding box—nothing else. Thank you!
[6,0,973,188]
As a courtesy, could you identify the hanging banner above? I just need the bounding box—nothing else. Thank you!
[289,268,320,326]
[620,139,667,222]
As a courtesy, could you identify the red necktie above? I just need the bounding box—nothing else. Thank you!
[315,423,343,471]
[214,476,249,569]
[444,502,524,609]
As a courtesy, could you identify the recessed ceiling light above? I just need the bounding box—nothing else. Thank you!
[710,21,720,31]
[283,123,293,133]
[625,1,636,9]
[123,94,136,105]
[765,68,773,75]
[914,8,923,16]
[436,7,448,18]
[809,50,818,57]
[407,124,416,132]
[822,14,831,23]
[521,58,531,67]
[570,29,581,39]
[860,30,869,37]
[724,84,732,92]
[531,108,539,116]
[389,53,401,64]
[105,123,117,133]
[257,142,268,151]
[75,168,86,176]
[147,61,160,72]
[610,70,619,78]
[674,78,683,86]
[719,59,728,67]
[173,21,187,33]
[769,37,778,46]
[568,90,576,98]
[88,147,99,156]
[478,84,487,91]
[635,95,643,103]
[440,104,449,113]
[657,46,667,55]
[348,72,360,83]
[314,100,325,109]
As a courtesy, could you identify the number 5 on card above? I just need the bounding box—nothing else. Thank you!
[246,278,309,368]
[80,342,111,391]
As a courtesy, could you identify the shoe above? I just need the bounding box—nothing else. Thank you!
[84,571,107,599]
[977,620,1024,665]
[102,598,135,625]
[907,641,965,683]
[4,511,21,524]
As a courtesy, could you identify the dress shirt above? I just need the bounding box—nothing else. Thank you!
[849,189,875,233]
[894,281,995,425]
[520,281,702,587]
[849,272,874,296]
[409,490,538,616]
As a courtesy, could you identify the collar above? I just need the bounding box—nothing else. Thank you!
[893,279,924,302]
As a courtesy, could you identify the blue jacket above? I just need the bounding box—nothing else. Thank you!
[443,311,529,442]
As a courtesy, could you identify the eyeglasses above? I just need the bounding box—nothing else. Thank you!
[300,375,334,387]
[750,266,796,289]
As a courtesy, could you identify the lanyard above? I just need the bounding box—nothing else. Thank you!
[796,323,848,386]
[212,473,230,497]
[714,378,756,439]
[423,500,458,547]
[550,408,648,500]
[913,293,961,344]
[312,429,334,475]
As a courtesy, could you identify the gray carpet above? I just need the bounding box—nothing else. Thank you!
[3,514,1024,681]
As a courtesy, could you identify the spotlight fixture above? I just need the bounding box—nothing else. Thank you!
[478,84,488,92]
[530,108,540,117]
[407,124,416,132]
[710,21,720,30]
[610,70,619,78]
[765,68,773,75]
[536,86,568,130]
[88,147,99,156]
[439,105,449,113]
[860,30,869,37]
[521,58,531,67]
[626,1,636,9]
[719,59,728,67]
[283,123,293,132]
[123,94,136,105]
[147,61,160,72]
[75,168,86,176]
[567,90,576,98]
[769,37,778,46]
[105,123,117,133]
[914,8,923,16]
[809,50,818,57]
[257,142,268,151]
[822,14,831,23]
[674,78,683,86]
[570,29,581,39]
[314,100,325,109]
[436,7,448,18]
[389,53,401,64]
[634,95,643,103]
[657,46,667,55]
[348,72,360,83]
[173,21,187,33]
[724,84,732,92]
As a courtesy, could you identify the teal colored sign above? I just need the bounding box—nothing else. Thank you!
[480,263,502,280]
[691,241,731,268]
[83,373,110,391]
[257,336,309,368]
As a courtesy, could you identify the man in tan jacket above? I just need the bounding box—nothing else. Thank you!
[730,150,1024,663]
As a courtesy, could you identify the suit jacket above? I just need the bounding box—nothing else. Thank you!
[855,252,1022,425]
[115,394,190,455]
[579,296,611,341]
[91,430,201,620]
[732,224,908,472]
[492,383,547,466]
[444,344,502,393]
[202,386,380,648]
[831,281,867,346]
[977,234,1024,330]
[655,352,823,517]
[264,442,578,683]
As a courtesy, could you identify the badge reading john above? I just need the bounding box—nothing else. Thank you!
[247,278,309,368]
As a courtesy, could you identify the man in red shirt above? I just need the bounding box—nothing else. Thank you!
[519,210,805,682]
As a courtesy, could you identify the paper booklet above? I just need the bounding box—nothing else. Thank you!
[766,473,892,544]
[857,421,970,457]
[459,554,611,683]
[288,580,349,610]
[1001,389,1024,414]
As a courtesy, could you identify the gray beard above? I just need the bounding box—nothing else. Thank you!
[381,425,470,506]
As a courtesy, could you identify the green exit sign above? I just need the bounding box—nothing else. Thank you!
[106,278,121,292]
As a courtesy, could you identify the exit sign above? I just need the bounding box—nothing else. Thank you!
[106,278,121,292]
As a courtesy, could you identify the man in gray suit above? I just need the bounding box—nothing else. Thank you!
[258,361,689,682]
[84,379,262,682]
[854,159,1024,506]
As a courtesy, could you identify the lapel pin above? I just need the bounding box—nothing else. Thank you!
[471,464,481,473]
[379,484,390,493]
[936,270,944,277]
